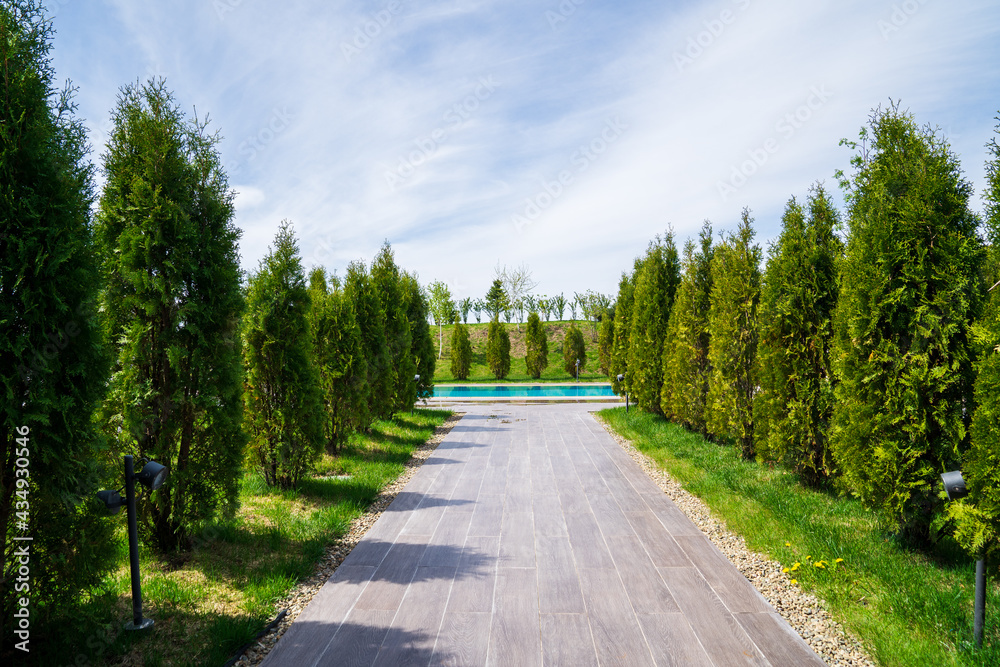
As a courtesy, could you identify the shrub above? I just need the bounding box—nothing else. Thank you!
[486,319,511,380]
[525,312,549,379]
[450,322,473,380]
[563,324,587,377]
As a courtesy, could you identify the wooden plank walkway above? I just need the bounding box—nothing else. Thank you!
[261,403,824,666]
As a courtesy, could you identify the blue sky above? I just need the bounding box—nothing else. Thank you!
[46,0,1000,303]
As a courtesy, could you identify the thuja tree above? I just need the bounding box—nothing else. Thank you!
[95,79,246,550]
[661,221,714,433]
[563,323,586,376]
[1,0,114,623]
[754,187,842,485]
[598,307,615,376]
[610,264,639,396]
[450,322,473,380]
[372,242,416,416]
[484,279,507,322]
[243,222,324,488]
[344,260,390,428]
[308,268,367,455]
[627,233,681,414]
[525,311,549,378]
[950,116,1000,559]
[486,319,511,379]
[403,272,435,399]
[831,103,982,543]
[706,209,762,458]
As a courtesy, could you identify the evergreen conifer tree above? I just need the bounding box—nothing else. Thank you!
[372,242,416,416]
[450,322,473,380]
[243,222,324,488]
[485,279,508,321]
[344,260,390,427]
[563,324,586,377]
[403,272,435,399]
[831,103,982,543]
[610,266,638,396]
[754,187,842,484]
[525,311,549,379]
[627,233,681,414]
[486,319,511,380]
[706,209,762,458]
[598,307,615,376]
[95,79,247,549]
[1,0,114,620]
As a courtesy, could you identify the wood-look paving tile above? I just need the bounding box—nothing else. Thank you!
[658,567,769,666]
[540,614,599,667]
[640,492,706,537]
[317,608,394,667]
[674,535,773,614]
[635,613,715,667]
[446,535,498,613]
[624,511,693,567]
[564,511,615,569]
[479,466,507,496]
[601,476,646,508]
[432,612,491,667]
[736,612,826,666]
[557,485,591,514]
[577,568,655,667]
[419,509,474,568]
[537,566,586,613]
[531,493,568,536]
[605,534,680,614]
[468,495,503,537]
[371,566,455,667]
[498,510,535,568]
[401,500,447,536]
[587,493,635,537]
[487,567,541,667]
[354,534,429,611]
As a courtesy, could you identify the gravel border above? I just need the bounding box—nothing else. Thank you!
[595,415,876,667]
[231,412,464,667]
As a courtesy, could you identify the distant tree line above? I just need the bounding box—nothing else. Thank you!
[608,102,1000,561]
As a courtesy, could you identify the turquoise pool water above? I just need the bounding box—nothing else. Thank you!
[433,384,616,398]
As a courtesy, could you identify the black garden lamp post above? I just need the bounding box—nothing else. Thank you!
[413,375,420,414]
[575,358,580,381]
[97,455,167,630]
[617,374,628,414]
[941,469,985,649]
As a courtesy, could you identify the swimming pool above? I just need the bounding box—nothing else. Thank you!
[432,384,616,398]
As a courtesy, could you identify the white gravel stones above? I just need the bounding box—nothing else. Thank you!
[597,416,876,667]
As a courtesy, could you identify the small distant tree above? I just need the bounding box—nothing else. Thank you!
[496,261,539,316]
[486,319,511,379]
[243,222,324,488]
[537,295,550,321]
[569,294,579,320]
[485,279,508,321]
[427,280,454,359]
[706,209,762,459]
[525,312,549,379]
[472,299,483,323]
[450,322,473,380]
[552,293,567,320]
[563,323,587,377]
[458,297,473,323]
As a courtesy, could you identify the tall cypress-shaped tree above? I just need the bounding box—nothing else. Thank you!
[706,209,762,458]
[831,103,982,543]
[403,272,435,400]
[754,187,842,484]
[563,324,587,376]
[627,233,681,414]
[950,115,1000,559]
[95,79,247,550]
[486,319,511,380]
[308,268,367,455]
[525,311,549,379]
[243,222,323,488]
[450,322,473,380]
[598,307,615,376]
[372,242,416,416]
[610,264,638,396]
[1,0,114,624]
[344,260,390,427]
[661,222,714,432]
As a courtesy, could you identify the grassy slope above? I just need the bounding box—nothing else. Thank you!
[38,409,450,667]
[432,319,607,383]
[600,407,1000,667]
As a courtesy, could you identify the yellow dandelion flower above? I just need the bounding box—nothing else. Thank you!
[782,567,789,573]
[790,562,801,572]
[785,542,791,547]
[835,558,844,563]
[814,561,826,569]
[791,579,798,585]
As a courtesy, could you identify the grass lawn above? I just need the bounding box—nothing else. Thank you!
[38,408,450,667]
[432,319,607,383]
[599,407,1000,667]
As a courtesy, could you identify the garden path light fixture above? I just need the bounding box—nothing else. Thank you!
[941,469,984,648]
[617,374,629,414]
[413,375,420,414]
[97,454,168,631]
[575,358,580,381]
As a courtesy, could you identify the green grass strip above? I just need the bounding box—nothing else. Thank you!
[599,407,999,667]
